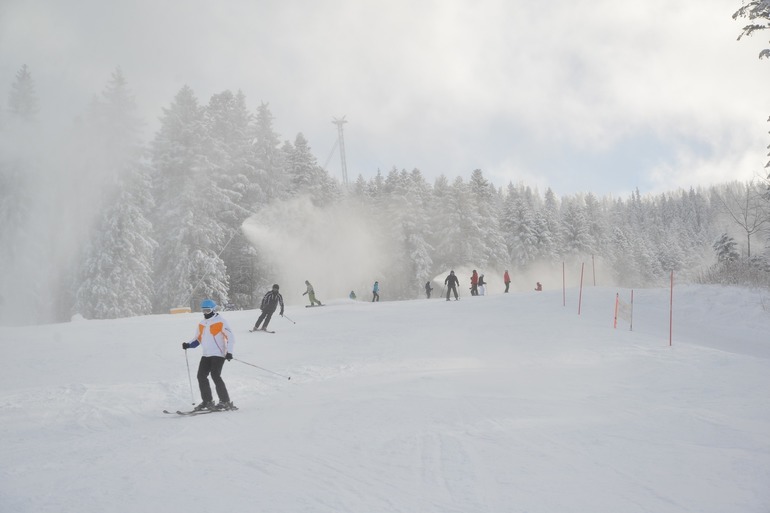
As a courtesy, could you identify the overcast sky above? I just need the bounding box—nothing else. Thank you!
[2,0,769,197]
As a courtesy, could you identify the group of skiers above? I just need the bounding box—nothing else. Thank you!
[182,272,541,412]
[441,269,515,300]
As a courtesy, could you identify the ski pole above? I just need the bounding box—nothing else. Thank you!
[282,313,296,324]
[184,349,195,405]
[234,358,291,380]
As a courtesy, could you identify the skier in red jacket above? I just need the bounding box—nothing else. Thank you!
[470,270,479,296]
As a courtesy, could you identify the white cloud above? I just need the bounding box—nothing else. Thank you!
[2,0,768,195]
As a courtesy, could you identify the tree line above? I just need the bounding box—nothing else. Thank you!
[1,66,768,324]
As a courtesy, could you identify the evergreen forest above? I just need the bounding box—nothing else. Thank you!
[1,66,768,325]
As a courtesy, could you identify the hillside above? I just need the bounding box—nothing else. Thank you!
[2,285,769,512]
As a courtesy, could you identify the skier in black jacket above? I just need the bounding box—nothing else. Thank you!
[252,284,284,331]
[444,270,459,301]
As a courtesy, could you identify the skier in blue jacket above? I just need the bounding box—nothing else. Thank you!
[372,281,380,302]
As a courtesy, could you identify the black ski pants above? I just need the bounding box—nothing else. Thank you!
[255,309,275,329]
[446,284,458,300]
[197,356,229,403]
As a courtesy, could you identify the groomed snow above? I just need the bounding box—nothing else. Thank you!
[2,284,769,512]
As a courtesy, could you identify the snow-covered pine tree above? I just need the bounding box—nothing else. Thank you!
[379,168,435,297]
[285,132,339,207]
[501,182,538,268]
[713,233,740,263]
[448,177,476,267]
[429,174,456,272]
[203,90,263,308]
[74,69,156,318]
[75,164,157,318]
[352,174,368,200]
[151,86,229,311]
[584,192,608,257]
[404,168,435,290]
[560,196,595,259]
[252,102,287,203]
[541,187,563,262]
[468,169,509,270]
[0,65,47,325]
[1,65,39,262]
[205,90,255,210]
[7,64,38,120]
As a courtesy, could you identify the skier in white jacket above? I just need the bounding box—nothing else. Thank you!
[182,299,236,411]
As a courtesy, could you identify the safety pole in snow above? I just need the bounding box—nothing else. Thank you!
[234,358,291,380]
[613,293,619,329]
[562,262,566,307]
[592,255,596,286]
[578,262,585,315]
[669,271,674,346]
[184,349,195,405]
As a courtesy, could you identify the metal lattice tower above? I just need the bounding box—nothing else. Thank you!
[332,116,348,187]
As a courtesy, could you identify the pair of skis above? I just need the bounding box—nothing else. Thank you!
[249,328,275,333]
[163,405,239,416]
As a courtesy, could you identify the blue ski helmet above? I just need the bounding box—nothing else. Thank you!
[200,299,217,310]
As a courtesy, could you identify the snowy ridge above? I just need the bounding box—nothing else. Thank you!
[1,285,769,512]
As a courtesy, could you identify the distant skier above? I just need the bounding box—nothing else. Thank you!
[504,270,511,293]
[372,281,380,302]
[444,270,459,301]
[425,281,433,299]
[182,299,236,411]
[470,270,479,296]
[478,274,486,296]
[349,290,357,300]
[302,280,322,306]
[253,284,284,331]
[535,281,542,292]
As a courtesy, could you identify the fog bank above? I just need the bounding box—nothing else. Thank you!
[242,196,393,304]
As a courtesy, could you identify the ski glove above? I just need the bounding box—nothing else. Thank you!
[225,353,233,361]
[182,342,189,350]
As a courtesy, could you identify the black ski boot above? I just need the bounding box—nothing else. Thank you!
[194,400,216,411]
[216,401,237,411]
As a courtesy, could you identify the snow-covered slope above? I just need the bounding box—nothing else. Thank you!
[2,285,769,512]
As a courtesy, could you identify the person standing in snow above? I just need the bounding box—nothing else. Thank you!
[302,280,322,306]
[372,281,380,302]
[470,270,479,296]
[444,270,459,301]
[425,281,433,299]
[182,299,236,411]
[504,270,511,293]
[252,284,284,331]
[478,274,486,296]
